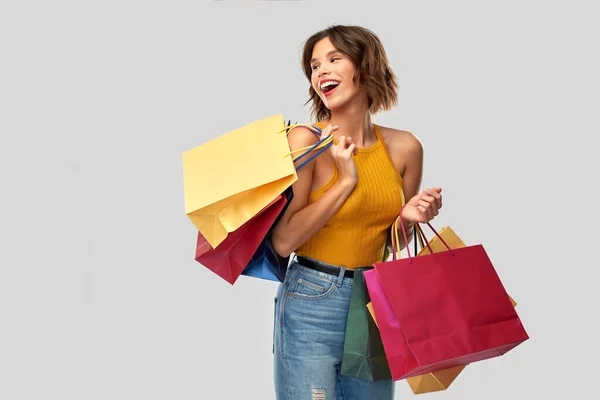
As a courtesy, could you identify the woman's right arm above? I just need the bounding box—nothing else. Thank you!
[271,125,357,258]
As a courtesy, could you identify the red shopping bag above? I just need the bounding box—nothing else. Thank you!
[195,191,289,285]
[366,211,529,381]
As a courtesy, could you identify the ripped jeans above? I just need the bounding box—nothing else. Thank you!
[273,260,395,400]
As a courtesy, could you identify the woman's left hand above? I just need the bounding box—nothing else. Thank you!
[401,187,443,224]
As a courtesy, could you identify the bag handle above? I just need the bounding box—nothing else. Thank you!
[414,223,429,255]
[278,122,335,171]
[382,228,392,262]
[396,205,455,265]
[293,141,332,171]
[390,214,402,260]
[385,223,424,262]
[415,223,429,251]
[279,123,334,157]
[391,214,428,261]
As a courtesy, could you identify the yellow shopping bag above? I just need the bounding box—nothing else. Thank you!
[183,115,330,249]
[367,225,517,395]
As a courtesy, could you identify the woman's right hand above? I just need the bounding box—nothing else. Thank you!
[321,124,359,187]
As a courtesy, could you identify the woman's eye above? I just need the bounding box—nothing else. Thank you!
[332,57,341,62]
[312,65,319,70]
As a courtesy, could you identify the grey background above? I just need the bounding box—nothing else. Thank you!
[1,0,599,399]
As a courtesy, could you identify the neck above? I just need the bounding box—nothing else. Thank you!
[325,101,375,148]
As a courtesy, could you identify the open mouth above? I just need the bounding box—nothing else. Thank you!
[320,80,340,94]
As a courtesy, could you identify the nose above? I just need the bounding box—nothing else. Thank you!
[317,64,330,78]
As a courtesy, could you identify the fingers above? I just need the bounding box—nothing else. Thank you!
[410,187,442,223]
[337,136,358,155]
[415,205,429,223]
[338,135,351,147]
[420,195,440,215]
[344,137,359,155]
[335,135,347,156]
[344,137,358,156]
[321,124,339,139]
[330,134,359,184]
[323,127,358,155]
[423,188,442,209]
[418,199,435,220]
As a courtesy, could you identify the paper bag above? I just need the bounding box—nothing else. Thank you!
[183,115,298,248]
[366,216,528,381]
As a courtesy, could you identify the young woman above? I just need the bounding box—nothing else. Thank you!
[270,24,443,400]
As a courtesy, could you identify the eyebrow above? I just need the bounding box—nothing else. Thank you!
[310,50,342,64]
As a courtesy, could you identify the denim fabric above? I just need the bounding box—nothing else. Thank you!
[273,259,395,400]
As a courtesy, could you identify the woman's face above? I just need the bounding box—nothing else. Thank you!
[310,37,365,114]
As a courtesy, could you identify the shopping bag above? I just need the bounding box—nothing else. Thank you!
[367,296,466,394]
[415,225,517,307]
[241,235,290,282]
[194,123,332,284]
[364,264,411,375]
[340,267,392,381]
[365,212,529,381]
[241,188,294,282]
[366,226,466,393]
[183,115,331,248]
[371,225,518,394]
[195,190,290,285]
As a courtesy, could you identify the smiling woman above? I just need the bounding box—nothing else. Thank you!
[269,24,443,400]
[302,28,399,123]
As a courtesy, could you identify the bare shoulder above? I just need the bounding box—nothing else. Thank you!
[378,125,423,157]
[286,125,321,150]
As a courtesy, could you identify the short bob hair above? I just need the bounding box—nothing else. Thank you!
[301,24,399,122]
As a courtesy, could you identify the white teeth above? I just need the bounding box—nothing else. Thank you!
[320,81,339,90]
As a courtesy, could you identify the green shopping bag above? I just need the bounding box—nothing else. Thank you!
[340,265,392,381]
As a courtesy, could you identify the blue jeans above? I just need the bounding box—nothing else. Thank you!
[273,259,395,400]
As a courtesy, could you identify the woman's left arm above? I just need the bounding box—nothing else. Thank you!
[386,130,442,254]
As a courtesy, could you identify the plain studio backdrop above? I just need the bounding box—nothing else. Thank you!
[1,1,598,399]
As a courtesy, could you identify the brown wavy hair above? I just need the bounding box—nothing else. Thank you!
[301,25,399,122]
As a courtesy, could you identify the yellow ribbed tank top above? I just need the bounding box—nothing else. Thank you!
[295,123,405,269]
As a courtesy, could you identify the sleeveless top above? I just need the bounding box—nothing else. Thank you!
[294,122,405,269]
